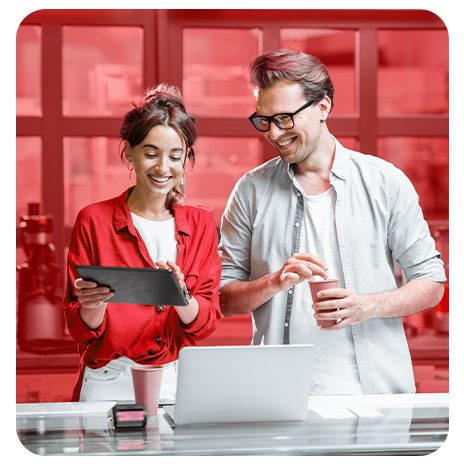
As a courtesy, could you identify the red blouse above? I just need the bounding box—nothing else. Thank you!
[62,188,222,401]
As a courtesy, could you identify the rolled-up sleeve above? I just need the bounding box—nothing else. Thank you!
[62,212,107,343]
[387,168,446,283]
[218,176,253,288]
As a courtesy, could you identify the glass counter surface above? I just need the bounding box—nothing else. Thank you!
[16,393,449,456]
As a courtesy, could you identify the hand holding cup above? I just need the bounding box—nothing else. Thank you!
[309,279,341,328]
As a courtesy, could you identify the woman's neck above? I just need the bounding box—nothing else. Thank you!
[126,187,174,221]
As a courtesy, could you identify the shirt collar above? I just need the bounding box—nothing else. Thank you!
[113,188,134,233]
[113,187,191,236]
[172,202,191,236]
[330,136,347,181]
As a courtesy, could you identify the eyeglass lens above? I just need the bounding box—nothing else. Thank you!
[253,114,293,131]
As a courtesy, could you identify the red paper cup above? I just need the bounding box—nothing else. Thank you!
[130,365,164,416]
[309,279,340,327]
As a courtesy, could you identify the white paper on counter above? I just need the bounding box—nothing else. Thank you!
[349,406,384,418]
[310,407,356,419]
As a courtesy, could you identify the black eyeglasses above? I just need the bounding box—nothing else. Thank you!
[248,100,315,132]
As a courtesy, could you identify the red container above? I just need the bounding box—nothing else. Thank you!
[309,279,340,327]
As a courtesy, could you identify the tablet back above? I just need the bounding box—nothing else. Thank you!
[76,265,188,306]
[171,344,314,425]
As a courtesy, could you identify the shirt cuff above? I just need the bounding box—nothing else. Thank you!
[178,295,219,336]
[68,304,107,342]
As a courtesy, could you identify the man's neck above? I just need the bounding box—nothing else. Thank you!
[294,133,335,196]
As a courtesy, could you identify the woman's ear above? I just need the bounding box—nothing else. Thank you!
[124,140,132,163]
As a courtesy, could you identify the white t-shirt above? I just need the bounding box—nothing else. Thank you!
[131,213,178,264]
[291,185,362,396]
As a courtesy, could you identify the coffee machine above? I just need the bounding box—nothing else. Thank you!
[17,203,76,354]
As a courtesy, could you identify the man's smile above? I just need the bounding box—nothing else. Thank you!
[277,137,297,148]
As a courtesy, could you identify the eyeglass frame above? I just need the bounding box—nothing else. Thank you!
[248,100,315,132]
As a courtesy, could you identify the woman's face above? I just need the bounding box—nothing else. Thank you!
[126,124,186,202]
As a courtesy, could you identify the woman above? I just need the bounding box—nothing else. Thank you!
[62,84,222,403]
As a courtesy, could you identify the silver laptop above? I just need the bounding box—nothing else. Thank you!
[163,344,314,426]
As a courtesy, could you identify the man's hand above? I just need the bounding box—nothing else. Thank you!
[220,253,328,317]
[312,279,445,331]
[275,253,329,292]
[311,288,372,331]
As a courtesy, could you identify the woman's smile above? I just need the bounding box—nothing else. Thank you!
[148,174,173,185]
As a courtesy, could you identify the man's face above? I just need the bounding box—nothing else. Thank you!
[255,81,324,165]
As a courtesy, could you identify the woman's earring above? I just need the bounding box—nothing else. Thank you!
[128,161,135,179]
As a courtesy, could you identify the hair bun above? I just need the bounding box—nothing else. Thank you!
[143,84,184,108]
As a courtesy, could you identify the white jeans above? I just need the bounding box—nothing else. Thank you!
[80,357,177,404]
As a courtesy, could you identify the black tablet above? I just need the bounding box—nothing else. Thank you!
[76,265,189,306]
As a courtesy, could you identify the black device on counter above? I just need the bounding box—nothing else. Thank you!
[108,404,147,429]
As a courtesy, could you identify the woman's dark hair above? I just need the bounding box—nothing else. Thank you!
[118,84,197,210]
[250,49,335,112]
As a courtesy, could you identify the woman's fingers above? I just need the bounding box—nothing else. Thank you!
[79,286,113,298]
[80,290,114,308]
[74,278,113,307]
[155,261,168,269]
[156,260,185,289]
[75,278,98,289]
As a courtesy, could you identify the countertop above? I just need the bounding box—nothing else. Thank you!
[16,393,449,456]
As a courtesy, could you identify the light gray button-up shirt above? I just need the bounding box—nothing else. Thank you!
[219,137,446,394]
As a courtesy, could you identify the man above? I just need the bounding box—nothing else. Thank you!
[218,49,445,395]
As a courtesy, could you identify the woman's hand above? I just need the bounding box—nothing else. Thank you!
[74,278,113,330]
[155,260,186,291]
[155,260,199,325]
[74,278,114,308]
